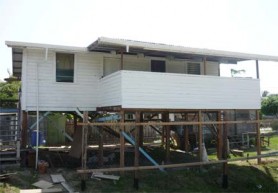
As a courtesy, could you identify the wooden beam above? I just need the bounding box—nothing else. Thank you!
[121,108,225,113]
[120,110,125,171]
[77,152,278,173]
[256,110,261,164]
[78,119,268,127]
[198,110,203,161]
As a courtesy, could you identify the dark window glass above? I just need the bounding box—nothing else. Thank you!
[187,63,200,75]
[56,53,74,82]
[151,60,166,72]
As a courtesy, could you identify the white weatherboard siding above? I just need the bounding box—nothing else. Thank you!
[22,49,102,111]
[99,71,260,109]
[22,48,257,111]
[98,71,122,107]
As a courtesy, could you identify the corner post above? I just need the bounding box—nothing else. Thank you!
[256,110,261,164]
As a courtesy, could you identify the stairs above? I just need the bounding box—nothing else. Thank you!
[0,149,20,167]
[0,113,21,168]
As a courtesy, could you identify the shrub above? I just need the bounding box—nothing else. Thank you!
[270,120,278,131]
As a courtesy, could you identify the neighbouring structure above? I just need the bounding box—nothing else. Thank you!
[5,37,278,188]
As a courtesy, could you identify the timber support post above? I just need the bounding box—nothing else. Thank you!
[198,110,203,162]
[134,111,140,190]
[217,111,223,159]
[163,112,170,163]
[98,126,104,166]
[139,112,144,147]
[161,113,165,147]
[256,110,261,164]
[73,114,78,133]
[184,113,189,152]
[81,111,88,191]
[120,110,125,174]
[222,111,228,189]
[21,111,28,148]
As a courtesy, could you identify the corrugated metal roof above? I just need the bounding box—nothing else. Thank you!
[88,37,278,62]
[5,37,278,78]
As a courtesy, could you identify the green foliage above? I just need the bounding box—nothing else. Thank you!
[270,120,278,131]
[231,69,246,77]
[0,81,21,108]
[261,95,278,117]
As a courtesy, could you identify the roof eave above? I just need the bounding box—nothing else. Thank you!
[90,37,278,62]
[5,41,88,52]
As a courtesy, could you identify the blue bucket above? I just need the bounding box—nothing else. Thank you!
[31,131,44,146]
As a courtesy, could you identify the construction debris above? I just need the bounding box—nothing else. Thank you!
[50,174,65,184]
[61,181,75,193]
[32,180,53,189]
[20,188,63,193]
[0,172,17,180]
[91,172,120,181]
[231,149,244,157]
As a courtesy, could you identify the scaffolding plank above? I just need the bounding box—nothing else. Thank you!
[50,174,65,184]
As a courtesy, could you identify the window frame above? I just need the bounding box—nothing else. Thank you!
[187,62,201,75]
[55,52,76,83]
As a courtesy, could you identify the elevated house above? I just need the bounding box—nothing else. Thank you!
[5,38,278,177]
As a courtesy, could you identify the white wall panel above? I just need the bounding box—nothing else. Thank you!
[23,49,102,111]
[119,71,260,109]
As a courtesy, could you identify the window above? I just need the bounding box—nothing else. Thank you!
[56,53,74,82]
[151,60,166,72]
[187,63,200,75]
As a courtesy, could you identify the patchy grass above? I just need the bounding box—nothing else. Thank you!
[1,161,277,193]
[76,160,278,193]
[0,168,38,193]
[1,135,277,193]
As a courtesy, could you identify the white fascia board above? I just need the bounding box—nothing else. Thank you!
[5,41,87,53]
[97,37,278,62]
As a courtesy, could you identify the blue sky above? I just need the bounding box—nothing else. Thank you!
[1,0,278,93]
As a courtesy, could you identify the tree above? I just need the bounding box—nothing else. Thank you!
[261,95,278,118]
[231,69,246,77]
[0,80,21,108]
[261,90,269,97]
